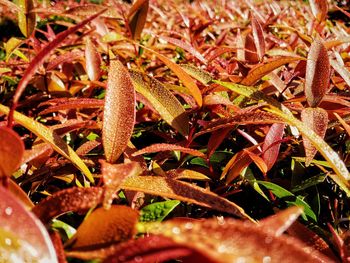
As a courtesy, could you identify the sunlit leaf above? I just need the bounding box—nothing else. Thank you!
[103,60,136,163]
[258,181,317,221]
[85,37,102,81]
[68,206,138,250]
[101,161,142,209]
[0,187,57,262]
[262,123,285,171]
[38,98,103,115]
[121,175,253,220]
[305,39,330,107]
[140,200,180,222]
[132,143,205,158]
[166,169,211,181]
[10,9,107,124]
[244,33,259,64]
[309,0,328,22]
[17,0,36,37]
[301,107,328,166]
[181,64,213,85]
[251,14,265,61]
[0,104,94,182]
[0,127,24,177]
[240,56,303,86]
[128,0,149,40]
[130,71,189,137]
[32,187,104,223]
[142,215,332,262]
[136,44,203,107]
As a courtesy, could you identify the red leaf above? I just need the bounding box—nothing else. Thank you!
[0,127,24,177]
[38,98,103,115]
[32,187,104,223]
[103,60,136,163]
[207,128,231,158]
[9,9,106,125]
[0,186,57,262]
[244,33,259,64]
[251,14,265,61]
[309,0,328,22]
[262,123,285,171]
[301,107,328,166]
[132,143,205,158]
[305,39,330,107]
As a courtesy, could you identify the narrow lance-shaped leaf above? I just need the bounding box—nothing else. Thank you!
[309,0,328,22]
[130,71,189,137]
[0,187,57,262]
[0,104,94,182]
[121,175,253,220]
[128,0,149,40]
[251,14,265,61]
[305,39,330,107]
[103,60,136,163]
[132,143,205,158]
[0,127,24,178]
[17,0,36,37]
[9,9,106,126]
[301,107,328,166]
[85,37,101,81]
[262,123,285,171]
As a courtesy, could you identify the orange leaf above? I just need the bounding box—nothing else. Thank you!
[301,107,328,166]
[100,161,143,209]
[121,175,252,220]
[309,0,328,22]
[128,0,149,40]
[132,143,205,158]
[241,56,303,86]
[244,33,259,64]
[0,186,57,262]
[305,39,330,107]
[68,206,138,250]
[103,60,136,163]
[85,37,101,81]
[0,127,24,177]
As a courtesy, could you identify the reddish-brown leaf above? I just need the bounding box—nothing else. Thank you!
[10,9,106,125]
[244,33,259,64]
[38,98,103,115]
[121,175,252,220]
[100,161,143,209]
[67,206,138,250]
[207,128,231,158]
[9,180,34,209]
[103,60,136,163]
[128,0,149,40]
[85,37,102,81]
[251,14,265,61]
[262,123,285,171]
[241,56,303,86]
[309,0,328,22]
[146,216,333,263]
[32,187,104,224]
[132,143,205,158]
[17,0,36,37]
[0,127,24,177]
[301,107,329,166]
[50,231,67,263]
[0,186,57,262]
[305,39,330,107]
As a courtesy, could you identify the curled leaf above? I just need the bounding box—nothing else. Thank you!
[305,39,330,107]
[0,127,24,177]
[103,60,136,163]
[301,107,328,166]
[0,187,57,262]
[128,0,149,40]
[130,71,189,137]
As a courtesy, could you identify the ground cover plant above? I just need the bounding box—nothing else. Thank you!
[1,0,350,261]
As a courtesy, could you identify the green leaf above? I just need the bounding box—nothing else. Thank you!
[258,181,317,221]
[291,175,327,193]
[140,200,180,222]
[51,219,76,239]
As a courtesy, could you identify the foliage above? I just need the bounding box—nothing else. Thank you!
[0,0,350,261]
